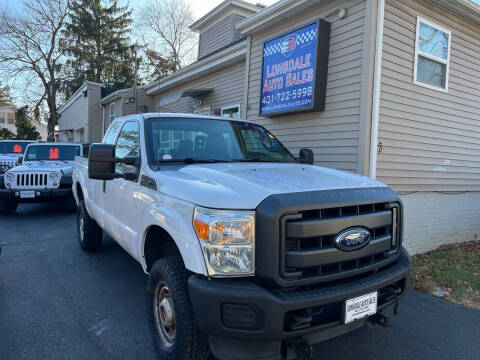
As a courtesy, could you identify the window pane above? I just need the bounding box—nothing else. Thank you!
[419,22,448,60]
[115,121,140,173]
[7,112,15,124]
[222,106,239,119]
[417,56,446,88]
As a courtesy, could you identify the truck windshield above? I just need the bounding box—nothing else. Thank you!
[145,117,296,166]
[0,141,34,155]
[24,145,80,161]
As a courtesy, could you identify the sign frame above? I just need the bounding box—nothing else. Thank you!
[258,19,331,117]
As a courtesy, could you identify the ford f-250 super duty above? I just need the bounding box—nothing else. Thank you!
[72,113,410,360]
[0,142,86,214]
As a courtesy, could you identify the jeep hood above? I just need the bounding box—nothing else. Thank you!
[153,163,387,209]
[0,154,22,161]
[10,161,73,175]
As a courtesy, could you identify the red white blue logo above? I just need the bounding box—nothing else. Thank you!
[280,35,297,56]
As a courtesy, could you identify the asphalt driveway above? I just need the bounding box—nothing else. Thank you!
[0,203,479,360]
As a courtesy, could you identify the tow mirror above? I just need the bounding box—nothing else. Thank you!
[299,148,314,165]
[88,144,116,180]
[88,143,140,181]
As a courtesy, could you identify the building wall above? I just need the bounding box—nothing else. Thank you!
[377,0,480,192]
[88,83,103,143]
[199,15,240,58]
[246,0,371,173]
[153,60,246,116]
[58,86,89,141]
[0,106,16,136]
[401,192,480,254]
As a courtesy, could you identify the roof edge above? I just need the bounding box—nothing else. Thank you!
[58,81,103,113]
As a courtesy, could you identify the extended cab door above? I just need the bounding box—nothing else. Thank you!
[102,120,143,257]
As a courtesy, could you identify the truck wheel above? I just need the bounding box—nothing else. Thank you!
[146,256,209,360]
[0,198,17,215]
[77,200,102,251]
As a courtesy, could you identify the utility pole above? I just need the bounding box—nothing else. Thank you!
[133,48,138,114]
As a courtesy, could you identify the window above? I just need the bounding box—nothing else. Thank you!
[221,104,240,119]
[115,121,140,174]
[103,121,120,145]
[414,17,451,91]
[109,103,115,122]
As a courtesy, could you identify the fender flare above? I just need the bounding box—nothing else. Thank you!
[140,200,207,275]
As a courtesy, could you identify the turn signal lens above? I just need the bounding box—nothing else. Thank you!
[194,219,209,241]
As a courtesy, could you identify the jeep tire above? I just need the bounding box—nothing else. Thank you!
[0,198,17,215]
[77,200,103,251]
[146,256,209,360]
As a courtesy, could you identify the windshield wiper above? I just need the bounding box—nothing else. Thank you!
[232,158,286,163]
[158,158,229,165]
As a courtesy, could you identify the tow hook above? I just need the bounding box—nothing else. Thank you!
[370,313,389,328]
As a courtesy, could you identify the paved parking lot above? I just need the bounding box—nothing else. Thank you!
[0,203,479,360]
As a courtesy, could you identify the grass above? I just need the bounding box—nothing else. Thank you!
[410,242,480,310]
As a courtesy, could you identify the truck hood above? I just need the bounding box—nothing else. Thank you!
[153,163,387,209]
[10,161,73,175]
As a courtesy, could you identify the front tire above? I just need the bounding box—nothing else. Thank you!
[0,198,17,215]
[77,200,103,251]
[146,256,209,360]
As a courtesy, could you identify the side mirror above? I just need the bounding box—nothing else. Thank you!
[88,144,140,181]
[88,144,116,180]
[299,148,314,165]
[16,156,23,165]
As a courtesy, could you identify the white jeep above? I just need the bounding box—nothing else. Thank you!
[0,142,86,214]
[0,140,37,176]
[73,114,410,360]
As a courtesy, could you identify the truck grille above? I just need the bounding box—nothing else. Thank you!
[13,172,49,189]
[280,202,401,284]
[0,161,15,174]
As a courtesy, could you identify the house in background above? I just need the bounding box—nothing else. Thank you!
[0,104,48,141]
[58,81,153,143]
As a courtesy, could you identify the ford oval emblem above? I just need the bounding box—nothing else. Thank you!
[335,228,371,251]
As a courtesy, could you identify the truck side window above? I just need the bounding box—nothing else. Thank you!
[115,121,140,175]
[103,121,120,145]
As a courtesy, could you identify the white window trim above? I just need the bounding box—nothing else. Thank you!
[109,103,115,121]
[414,16,451,93]
[221,104,241,118]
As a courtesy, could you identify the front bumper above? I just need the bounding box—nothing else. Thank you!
[0,188,72,202]
[189,248,410,359]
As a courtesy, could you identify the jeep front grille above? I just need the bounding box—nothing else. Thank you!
[280,202,401,284]
[13,172,49,189]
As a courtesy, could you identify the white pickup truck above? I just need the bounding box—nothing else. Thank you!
[0,142,86,214]
[73,113,410,360]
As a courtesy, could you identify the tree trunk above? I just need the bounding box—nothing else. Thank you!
[47,99,57,142]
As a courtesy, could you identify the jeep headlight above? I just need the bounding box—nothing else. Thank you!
[6,172,15,183]
[193,206,255,277]
[49,172,59,181]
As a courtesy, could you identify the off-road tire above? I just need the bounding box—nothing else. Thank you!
[77,200,103,251]
[146,256,209,360]
[0,198,17,215]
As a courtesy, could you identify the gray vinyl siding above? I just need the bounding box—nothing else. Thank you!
[58,86,89,142]
[88,83,103,143]
[154,61,246,116]
[198,15,245,58]
[377,0,480,192]
[246,0,368,172]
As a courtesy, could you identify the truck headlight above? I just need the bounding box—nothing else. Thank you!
[49,173,59,181]
[193,206,255,277]
[6,172,15,183]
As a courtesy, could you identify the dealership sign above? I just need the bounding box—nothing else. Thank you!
[260,20,331,116]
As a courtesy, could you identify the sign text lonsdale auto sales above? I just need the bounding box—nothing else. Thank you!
[260,20,331,116]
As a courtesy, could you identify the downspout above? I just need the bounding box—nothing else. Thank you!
[100,103,105,138]
[369,0,385,179]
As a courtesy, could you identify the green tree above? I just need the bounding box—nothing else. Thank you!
[61,0,136,98]
[15,107,40,140]
[0,128,15,140]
